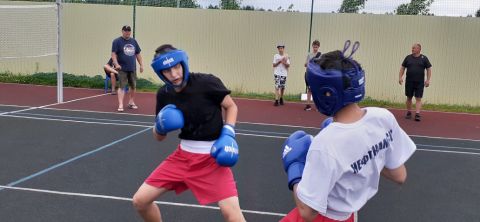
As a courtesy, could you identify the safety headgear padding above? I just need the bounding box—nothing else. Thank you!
[151,50,189,88]
[306,41,365,116]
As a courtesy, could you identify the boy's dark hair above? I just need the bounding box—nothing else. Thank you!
[314,50,361,71]
[312,40,320,46]
[154,44,177,59]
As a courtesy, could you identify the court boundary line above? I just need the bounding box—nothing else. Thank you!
[0,93,107,116]
[1,82,479,116]
[0,185,286,217]
[1,127,151,189]
[1,108,479,143]
[4,105,479,142]
[3,114,150,128]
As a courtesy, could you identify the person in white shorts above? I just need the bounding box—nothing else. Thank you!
[281,41,416,222]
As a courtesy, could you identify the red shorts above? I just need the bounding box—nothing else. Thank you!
[145,146,238,205]
[281,208,354,222]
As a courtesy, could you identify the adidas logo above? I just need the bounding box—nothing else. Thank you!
[283,145,292,158]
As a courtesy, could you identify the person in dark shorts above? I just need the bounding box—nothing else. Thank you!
[303,40,321,111]
[398,43,432,121]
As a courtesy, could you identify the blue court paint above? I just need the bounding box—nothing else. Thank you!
[1,127,152,190]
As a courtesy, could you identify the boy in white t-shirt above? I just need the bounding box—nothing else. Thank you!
[281,41,416,222]
[273,44,291,106]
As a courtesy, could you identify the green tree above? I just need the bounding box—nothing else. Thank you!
[395,0,434,15]
[476,8,480,17]
[338,0,367,13]
[241,5,255,10]
[220,0,241,10]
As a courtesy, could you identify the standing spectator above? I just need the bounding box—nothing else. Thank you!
[273,44,290,106]
[111,25,144,112]
[398,43,432,121]
[281,43,416,222]
[132,44,246,222]
[303,40,321,111]
[103,58,118,95]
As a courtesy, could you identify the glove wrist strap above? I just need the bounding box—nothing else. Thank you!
[223,124,235,135]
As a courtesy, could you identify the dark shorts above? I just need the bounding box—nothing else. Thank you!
[105,73,118,80]
[118,70,137,89]
[274,74,287,89]
[304,72,310,89]
[405,81,424,98]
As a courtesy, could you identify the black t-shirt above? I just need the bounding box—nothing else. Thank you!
[105,59,114,75]
[155,73,231,141]
[401,54,432,82]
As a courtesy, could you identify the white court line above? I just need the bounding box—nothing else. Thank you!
[2,114,150,128]
[0,93,107,116]
[1,113,479,156]
[15,112,153,125]
[7,105,480,142]
[417,149,480,156]
[0,185,286,217]
[417,143,480,152]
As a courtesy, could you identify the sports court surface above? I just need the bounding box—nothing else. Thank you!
[1,82,479,222]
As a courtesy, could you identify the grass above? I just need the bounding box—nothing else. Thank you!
[1,72,479,114]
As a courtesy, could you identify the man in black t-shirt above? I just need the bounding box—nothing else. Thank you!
[132,44,246,222]
[398,43,432,121]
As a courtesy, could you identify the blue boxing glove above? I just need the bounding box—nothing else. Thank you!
[211,124,239,167]
[155,104,184,135]
[282,131,313,190]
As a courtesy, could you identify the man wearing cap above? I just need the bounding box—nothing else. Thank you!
[272,44,290,106]
[111,25,144,112]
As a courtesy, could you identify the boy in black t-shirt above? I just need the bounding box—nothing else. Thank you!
[103,58,118,95]
[132,44,246,222]
[398,43,432,121]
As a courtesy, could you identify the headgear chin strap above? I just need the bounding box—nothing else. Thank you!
[307,41,365,116]
[151,50,189,88]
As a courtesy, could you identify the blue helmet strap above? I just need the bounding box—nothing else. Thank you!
[341,40,361,90]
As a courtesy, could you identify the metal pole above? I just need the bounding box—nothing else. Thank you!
[308,0,314,53]
[56,0,63,103]
[177,0,180,8]
[133,0,136,38]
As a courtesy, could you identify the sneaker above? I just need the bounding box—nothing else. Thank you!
[279,98,284,105]
[128,104,138,109]
[405,111,412,119]
[304,105,312,111]
[274,100,279,106]
[415,113,421,122]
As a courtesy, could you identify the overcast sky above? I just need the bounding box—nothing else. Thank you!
[197,0,480,17]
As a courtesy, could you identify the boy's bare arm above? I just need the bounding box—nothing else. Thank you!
[381,165,407,185]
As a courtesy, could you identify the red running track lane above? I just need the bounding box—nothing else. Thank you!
[1,83,479,140]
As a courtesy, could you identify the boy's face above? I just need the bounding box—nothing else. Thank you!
[161,63,184,86]
[277,46,285,54]
[312,44,320,52]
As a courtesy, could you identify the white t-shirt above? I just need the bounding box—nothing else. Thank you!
[273,53,290,76]
[296,107,416,221]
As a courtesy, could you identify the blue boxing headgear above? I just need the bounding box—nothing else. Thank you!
[306,41,365,116]
[151,49,189,88]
